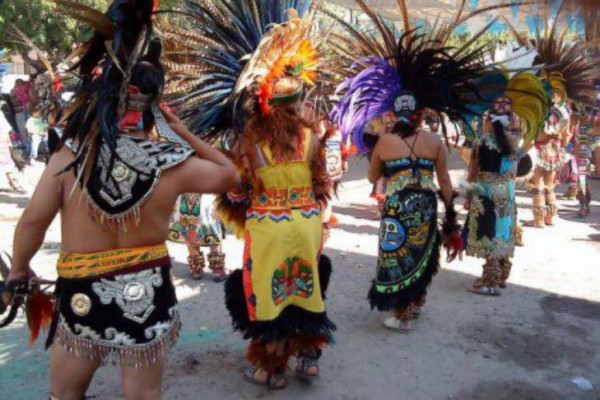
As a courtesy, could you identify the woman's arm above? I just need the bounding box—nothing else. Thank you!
[434,140,454,206]
[368,138,384,183]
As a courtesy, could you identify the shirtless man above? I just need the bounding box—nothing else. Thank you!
[5,101,238,399]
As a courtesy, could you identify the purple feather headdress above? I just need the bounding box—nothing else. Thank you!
[331,57,401,153]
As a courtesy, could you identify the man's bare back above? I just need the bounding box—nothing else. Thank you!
[53,146,188,252]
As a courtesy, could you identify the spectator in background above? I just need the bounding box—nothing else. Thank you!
[25,106,49,161]
[591,109,600,180]
[0,101,25,193]
[0,94,19,133]
[10,79,30,154]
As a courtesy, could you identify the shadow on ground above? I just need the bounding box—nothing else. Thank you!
[1,246,599,400]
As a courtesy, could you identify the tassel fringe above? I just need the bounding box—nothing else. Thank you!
[54,316,180,368]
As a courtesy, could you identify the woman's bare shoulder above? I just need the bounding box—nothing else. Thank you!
[419,130,443,144]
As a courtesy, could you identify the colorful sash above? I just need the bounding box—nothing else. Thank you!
[57,244,170,279]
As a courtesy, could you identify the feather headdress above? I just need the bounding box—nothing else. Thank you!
[237,9,321,117]
[331,26,495,152]
[161,0,314,141]
[328,0,536,151]
[511,1,597,106]
[464,46,550,146]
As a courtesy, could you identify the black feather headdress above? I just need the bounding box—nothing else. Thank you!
[328,0,532,151]
[52,0,195,229]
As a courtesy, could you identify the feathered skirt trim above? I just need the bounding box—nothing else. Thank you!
[224,255,336,343]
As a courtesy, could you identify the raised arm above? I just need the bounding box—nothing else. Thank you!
[161,106,240,194]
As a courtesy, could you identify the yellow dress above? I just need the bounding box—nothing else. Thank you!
[244,131,324,322]
[222,129,334,341]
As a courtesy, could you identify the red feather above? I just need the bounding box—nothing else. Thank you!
[443,232,464,262]
[26,292,55,346]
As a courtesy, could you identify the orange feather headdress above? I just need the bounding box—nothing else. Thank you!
[236,9,322,116]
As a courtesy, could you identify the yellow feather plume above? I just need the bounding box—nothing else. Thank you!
[507,73,550,146]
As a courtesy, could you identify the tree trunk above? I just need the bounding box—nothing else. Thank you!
[19,52,46,75]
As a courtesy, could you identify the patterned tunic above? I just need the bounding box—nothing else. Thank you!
[466,134,517,259]
[369,156,440,311]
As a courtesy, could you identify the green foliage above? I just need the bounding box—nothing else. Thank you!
[0,0,182,62]
[0,0,111,58]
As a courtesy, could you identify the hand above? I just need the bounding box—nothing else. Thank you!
[159,103,186,133]
[464,197,471,210]
[3,267,36,305]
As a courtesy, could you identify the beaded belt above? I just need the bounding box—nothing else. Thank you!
[252,186,316,210]
[57,244,170,279]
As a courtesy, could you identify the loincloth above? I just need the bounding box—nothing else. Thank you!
[51,244,179,367]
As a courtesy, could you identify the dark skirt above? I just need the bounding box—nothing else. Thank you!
[50,266,179,367]
[368,188,441,311]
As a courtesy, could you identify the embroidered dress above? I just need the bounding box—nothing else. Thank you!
[535,105,569,172]
[224,131,335,341]
[466,134,517,259]
[169,194,224,245]
[368,155,441,312]
[52,244,179,367]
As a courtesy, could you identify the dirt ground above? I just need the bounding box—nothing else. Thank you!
[0,153,599,400]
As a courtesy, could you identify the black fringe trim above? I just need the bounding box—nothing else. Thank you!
[224,256,336,342]
[319,254,332,298]
[367,232,441,312]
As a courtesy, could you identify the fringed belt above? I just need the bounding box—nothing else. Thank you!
[57,244,170,279]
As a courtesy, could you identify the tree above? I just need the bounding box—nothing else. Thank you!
[0,0,182,72]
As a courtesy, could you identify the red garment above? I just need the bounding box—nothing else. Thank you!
[12,83,30,109]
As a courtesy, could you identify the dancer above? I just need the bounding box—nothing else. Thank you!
[169,193,227,281]
[318,116,347,239]
[163,0,335,389]
[592,109,600,180]
[518,15,597,227]
[465,75,546,295]
[330,1,505,331]
[4,1,238,399]
[574,107,596,217]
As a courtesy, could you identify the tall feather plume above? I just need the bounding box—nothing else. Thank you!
[160,0,314,141]
[55,0,158,181]
[52,0,113,37]
[525,1,598,106]
[396,0,411,34]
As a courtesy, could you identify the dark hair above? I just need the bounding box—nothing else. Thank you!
[491,120,514,156]
[130,40,164,131]
[391,111,421,138]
